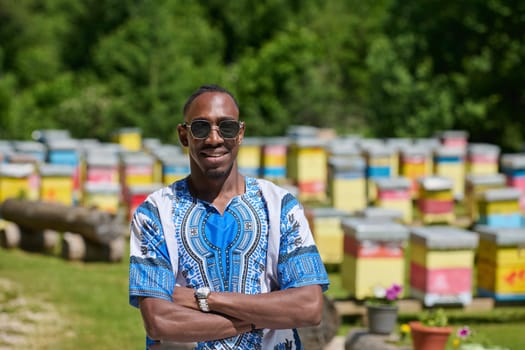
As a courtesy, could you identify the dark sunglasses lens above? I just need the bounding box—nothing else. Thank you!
[219,121,240,138]
[190,121,211,138]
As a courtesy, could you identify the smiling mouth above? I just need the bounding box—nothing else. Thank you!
[202,152,226,158]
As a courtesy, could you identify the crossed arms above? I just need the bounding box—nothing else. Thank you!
[138,284,323,343]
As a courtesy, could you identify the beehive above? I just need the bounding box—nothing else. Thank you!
[341,218,408,300]
[237,137,263,177]
[39,164,75,206]
[477,188,522,228]
[260,137,289,181]
[467,143,500,175]
[417,176,455,224]
[83,182,121,214]
[399,146,432,198]
[374,177,412,224]
[500,153,525,212]
[112,127,142,152]
[409,226,478,306]
[364,146,394,203]
[305,207,350,265]
[433,146,466,200]
[46,138,80,166]
[327,156,366,213]
[83,152,120,185]
[465,174,506,223]
[120,152,155,191]
[0,163,36,201]
[125,183,163,221]
[384,138,414,177]
[287,137,328,202]
[437,130,469,151]
[475,226,525,301]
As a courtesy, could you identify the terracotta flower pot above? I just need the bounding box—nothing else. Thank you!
[367,304,398,335]
[409,321,452,350]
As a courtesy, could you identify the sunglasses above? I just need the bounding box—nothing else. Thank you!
[182,119,244,139]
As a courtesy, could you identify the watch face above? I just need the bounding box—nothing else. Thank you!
[196,287,211,299]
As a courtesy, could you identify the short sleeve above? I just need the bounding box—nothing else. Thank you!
[276,193,330,292]
[129,200,175,307]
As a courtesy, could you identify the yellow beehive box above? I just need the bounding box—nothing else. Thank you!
[467,143,500,175]
[399,146,432,198]
[341,218,409,300]
[433,147,466,200]
[305,207,350,265]
[475,226,525,300]
[149,145,188,185]
[385,138,414,177]
[0,163,36,201]
[113,127,142,152]
[295,142,328,182]
[410,241,476,268]
[330,177,367,213]
[374,177,413,224]
[288,138,328,202]
[120,152,155,188]
[237,137,263,177]
[409,226,478,306]
[286,125,319,180]
[465,174,506,222]
[341,255,405,300]
[39,164,75,205]
[410,226,478,269]
[83,182,121,214]
[478,188,522,215]
[328,156,366,213]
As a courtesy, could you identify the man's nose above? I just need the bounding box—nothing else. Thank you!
[206,125,223,141]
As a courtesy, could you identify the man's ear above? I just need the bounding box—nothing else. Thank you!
[237,122,245,144]
[177,124,189,147]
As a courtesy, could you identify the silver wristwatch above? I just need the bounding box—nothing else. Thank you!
[195,286,211,312]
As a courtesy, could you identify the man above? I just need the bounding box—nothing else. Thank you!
[129,84,329,349]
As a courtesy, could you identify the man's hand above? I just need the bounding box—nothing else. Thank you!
[171,286,199,310]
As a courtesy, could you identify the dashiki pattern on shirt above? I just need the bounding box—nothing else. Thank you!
[129,176,329,350]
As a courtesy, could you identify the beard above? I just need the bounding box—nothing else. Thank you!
[204,161,234,179]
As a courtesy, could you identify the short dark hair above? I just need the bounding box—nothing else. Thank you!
[183,84,239,117]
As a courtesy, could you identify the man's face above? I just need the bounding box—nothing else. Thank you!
[178,92,244,179]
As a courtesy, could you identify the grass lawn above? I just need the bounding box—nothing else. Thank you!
[0,246,145,350]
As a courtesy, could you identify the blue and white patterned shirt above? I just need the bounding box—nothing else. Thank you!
[129,176,329,349]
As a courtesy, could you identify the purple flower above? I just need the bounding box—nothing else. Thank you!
[457,326,471,338]
[385,283,403,301]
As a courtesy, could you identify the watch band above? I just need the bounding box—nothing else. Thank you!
[197,298,210,312]
[195,287,211,312]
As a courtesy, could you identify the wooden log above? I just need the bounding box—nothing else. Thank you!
[0,221,21,249]
[84,236,125,263]
[298,295,341,349]
[62,232,85,261]
[61,232,125,262]
[0,198,125,244]
[19,228,60,254]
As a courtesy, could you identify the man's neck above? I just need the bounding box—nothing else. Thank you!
[188,172,245,207]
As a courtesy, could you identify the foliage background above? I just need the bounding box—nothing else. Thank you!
[0,0,524,151]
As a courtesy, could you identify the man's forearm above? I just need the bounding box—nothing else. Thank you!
[139,297,252,343]
[207,285,324,330]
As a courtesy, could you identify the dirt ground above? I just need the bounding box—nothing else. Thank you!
[0,278,67,350]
